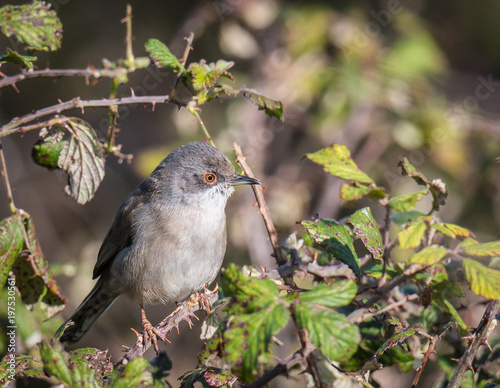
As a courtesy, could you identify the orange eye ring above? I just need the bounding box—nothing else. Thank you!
[203,172,217,185]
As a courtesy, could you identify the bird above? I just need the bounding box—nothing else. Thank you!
[58,141,260,351]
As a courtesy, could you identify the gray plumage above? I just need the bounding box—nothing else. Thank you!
[59,142,259,344]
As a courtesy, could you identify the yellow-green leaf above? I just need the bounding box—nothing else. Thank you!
[389,190,428,212]
[463,241,500,257]
[398,221,426,249]
[348,207,383,261]
[463,258,500,300]
[410,245,447,265]
[307,145,373,184]
[145,38,184,73]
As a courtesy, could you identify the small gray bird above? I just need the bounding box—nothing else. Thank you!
[58,141,259,350]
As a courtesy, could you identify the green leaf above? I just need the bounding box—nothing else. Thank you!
[398,220,426,249]
[0,215,25,285]
[348,207,383,261]
[39,341,96,387]
[463,241,500,258]
[0,1,62,51]
[300,280,357,307]
[390,211,425,226]
[32,139,65,170]
[398,158,447,212]
[0,353,43,384]
[432,294,468,333]
[238,88,284,121]
[463,258,500,300]
[307,145,373,184]
[56,118,105,204]
[13,217,66,316]
[410,245,447,265]
[188,59,235,91]
[294,303,360,362]
[220,264,290,381]
[388,190,428,212]
[145,38,184,73]
[0,48,37,69]
[108,357,153,388]
[301,219,360,278]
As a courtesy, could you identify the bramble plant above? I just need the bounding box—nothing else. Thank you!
[1,2,500,388]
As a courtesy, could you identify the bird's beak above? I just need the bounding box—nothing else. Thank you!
[230,174,261,186]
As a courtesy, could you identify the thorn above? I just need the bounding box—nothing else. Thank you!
[481,338,493,351]
[151,102,156,111]
[130,87,135,97]
[131,327,141,339]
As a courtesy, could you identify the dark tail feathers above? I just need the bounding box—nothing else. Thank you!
[59,279,118,344]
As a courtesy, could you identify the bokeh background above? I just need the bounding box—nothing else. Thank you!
[1,0,500,386]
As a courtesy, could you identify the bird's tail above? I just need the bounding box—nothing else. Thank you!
[58,278,119,344]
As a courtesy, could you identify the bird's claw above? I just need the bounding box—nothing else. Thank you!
[141,317,170,354]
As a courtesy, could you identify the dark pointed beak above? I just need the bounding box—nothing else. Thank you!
[230,174,261,186]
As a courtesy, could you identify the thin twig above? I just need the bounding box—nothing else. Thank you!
[188,103,215,147]
[233,142,286,266]
[447,300,499,388]
[122,4,135,68]
[411,332,437,388]
[0,67,131,90]
[171,32,194,97]
[0,94,185,138]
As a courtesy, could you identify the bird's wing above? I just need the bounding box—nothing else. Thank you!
[92,183,148,279]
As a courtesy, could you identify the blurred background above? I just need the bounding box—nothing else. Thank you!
[1,0,500,386]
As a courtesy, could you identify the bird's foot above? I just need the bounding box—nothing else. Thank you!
[140,307,170,354]
[190,284,219,313]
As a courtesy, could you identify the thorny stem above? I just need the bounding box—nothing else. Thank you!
[171,32,194,97]
[233,143,286,266]
[123,4,135,68]
[447,300,499,388]
[0,95,185,138]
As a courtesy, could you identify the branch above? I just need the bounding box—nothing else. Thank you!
[0,94,186,138]
[116,290,218,366]
[0,141,18,214]
[0,67,131,90]
[446,300,499,388]
[233,142,286,266]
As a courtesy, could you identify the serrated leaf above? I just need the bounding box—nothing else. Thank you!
[39,341,96,387]
[294,303,360,362]
[0,1,62,51]
[180,367,237,388]
[463,241,500,257]
[301,219,360,278]
[145,38,184,73]
[430,223,456,238]
[300,280,357,307]
[340,183,386,202]
[238,88,284,121]
[463,258,500,300]
[307,144,373,184]
[389,190,428,212]
[398,220,426,249]
[0,215,25,285]
[11,216,66,317]
[390,211,425,226]
[224,303,289,382]
[108,357,153,388]
[188,60,235,91]
[56,118,105,204]
[0,48,37,69]
[443,223,473,238]
[410,245,447,265]
[348,207,383,261]
[372,326,418,359]
[432,293,468,333]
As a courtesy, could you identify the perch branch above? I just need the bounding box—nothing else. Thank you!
[233,142,286,266]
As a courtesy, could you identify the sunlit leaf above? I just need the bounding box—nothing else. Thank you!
[145,38,184,73]
[56,118,105,204]
[463,241,500,258]
[188,60,234,91]
[398,220,426,249]
[372,326,418,359]
[0,1,62,51]
[348,207,383,261]
[301,219,360,278]
[107,357,153,388]
[238,88,284,121]
[432,293,468,333]
[443,223,473,238]
[0,215,25,285]
[388,190,428,212]
[307,144,373,184]
[410,245,447,265]
[463,258,500,300]
[294,303,360,363]
[300,280,357,307]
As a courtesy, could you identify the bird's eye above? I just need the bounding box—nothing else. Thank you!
[203,172,217,185]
